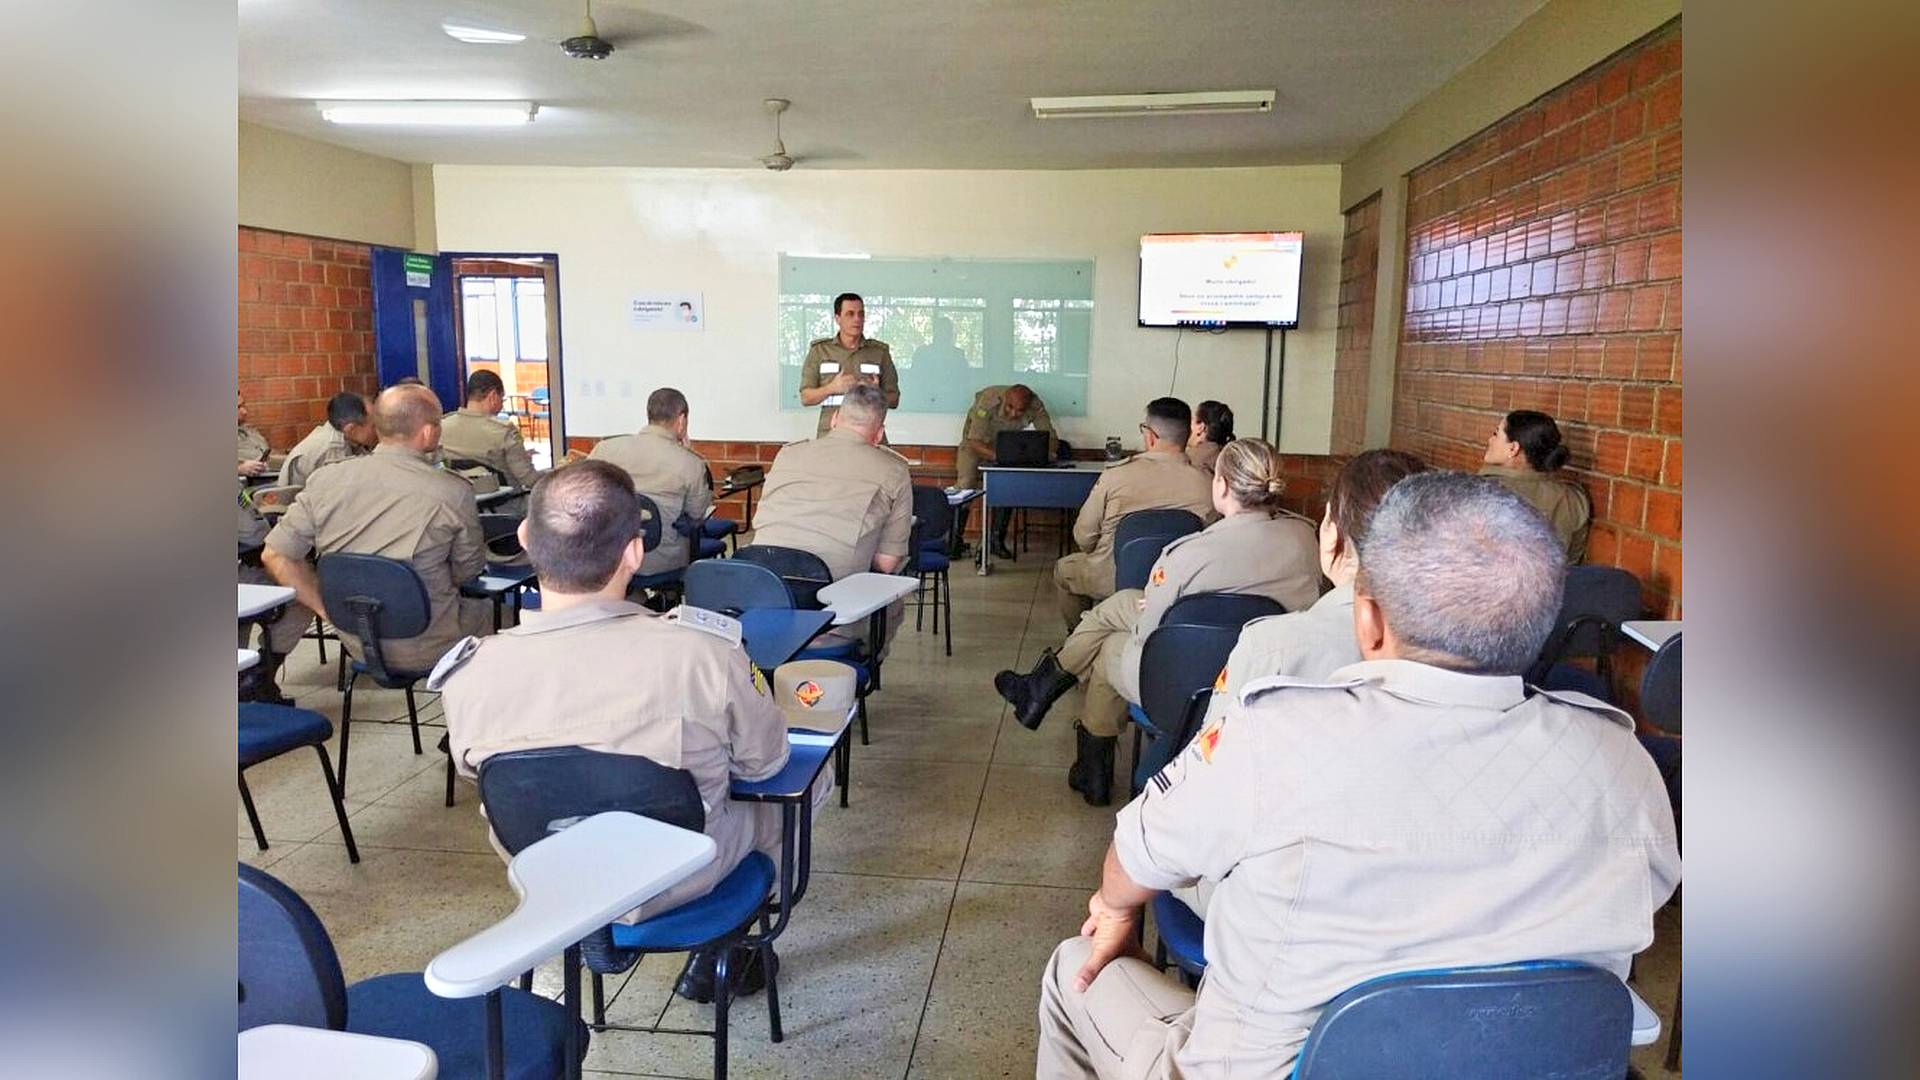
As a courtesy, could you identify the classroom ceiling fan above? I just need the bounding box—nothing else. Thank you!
[760,98,796,170]
[445,1,696,61]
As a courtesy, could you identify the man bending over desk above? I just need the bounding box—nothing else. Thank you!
[435,460,832,1003]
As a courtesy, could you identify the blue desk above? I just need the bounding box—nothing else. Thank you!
[461,564,539,630]
[727,719,849,946]
[739,609,834,670]
[978,462,1106,574]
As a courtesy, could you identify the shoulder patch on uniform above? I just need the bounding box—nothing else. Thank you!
[751,663,770,697]
[425,636,483,691]
[1530,685,1636,730]
[1238,673,1368,707]
[866,338,890,350]
[971,407,990,419]
[807,335,833,346]
[1149,565,1167,587]
[881,445,911,462]
[667,605,743,648]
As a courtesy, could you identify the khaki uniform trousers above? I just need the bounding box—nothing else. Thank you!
[239,563,312,656]
[1054,590,1141,738]
[1053,552,1114,628]
[1037,936,1194,1080]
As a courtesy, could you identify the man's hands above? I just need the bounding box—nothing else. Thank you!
[826,368,859,394]
[1074,889,1146,992]
[238,459,267,477]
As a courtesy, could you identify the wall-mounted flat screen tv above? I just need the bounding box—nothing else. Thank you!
[1138,231,1303,329]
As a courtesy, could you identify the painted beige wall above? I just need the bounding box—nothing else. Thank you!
[238,121,415,248]
[1340,0,1682,447]
[431,164,1343,450]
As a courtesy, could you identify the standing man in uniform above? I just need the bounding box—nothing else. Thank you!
[435,460,830,1001]
[588,386,715,577]
[280,391,376,488]
[440,369,540,491]
[957,383,1053,560]
[261,383,491,677]
[750,383,913,653]
[1035,473,1680,1079]
[798,293,899,437]
[1052,397,1214,628]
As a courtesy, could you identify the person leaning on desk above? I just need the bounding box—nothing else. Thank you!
[956,382,1054,560]
[797,292,899,436]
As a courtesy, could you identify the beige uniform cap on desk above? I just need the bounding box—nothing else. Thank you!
[771,660,857,733]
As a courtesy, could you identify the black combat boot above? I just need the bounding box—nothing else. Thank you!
[1066,722,1116,806]
[993,649,1077,730]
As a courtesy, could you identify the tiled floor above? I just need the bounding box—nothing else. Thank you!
[241,552,1683,1077]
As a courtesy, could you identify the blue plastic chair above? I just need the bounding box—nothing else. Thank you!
[1128,623,1243,795]
[478,747,783,1080]
[1527,565,1644,687]
[627,492,685,608]
[239,702,359,865]
[685,559,793,616]
[1150,892,1206,985]
[240,863,582,1079]
[908,485,954,656]
[317,553,437,793]
[1114,534,1180,592]
[1291,961,1633,1079]
[1160,592,1286,628]
[1113,508,1203,556]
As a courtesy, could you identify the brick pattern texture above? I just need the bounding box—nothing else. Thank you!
[1389,20,1681,615]
[238,227,378,449]
[1331,195,1381,456]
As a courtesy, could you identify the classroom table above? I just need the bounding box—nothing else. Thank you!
[1622,620,1681,650]
[423,812,718,1077]
[239,648,260,673]
[474,486,525,509]
[976,462,1107,574]
[714,474,765,530]
[738,608,834,670]
[461,566,539,631]
[730,705,854,932]
[238,583,296,620]
[817,572,919,627]
[238,1025,436,1080]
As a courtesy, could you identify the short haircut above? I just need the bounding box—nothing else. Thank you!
[1326,449,1428,562]
[647,387,689,425]
[1357,472,1566,675]
[1504,410,1572,472]
[1005,384,1034,409]
[1195,400,1235,445]
[1142,397,1191,445]
[465,369,505,403]
[837,382,888,431]
[832,292,863,315]
[326,391,369,430]
[524,460,643,594]
[372,384,442,440]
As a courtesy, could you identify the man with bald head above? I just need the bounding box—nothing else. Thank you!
[263,383,491,674]
[957,382,1054,559]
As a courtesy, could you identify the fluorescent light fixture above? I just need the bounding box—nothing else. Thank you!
[442,23,526,45]
[317,100,537,126]
[1030,90,1275,119]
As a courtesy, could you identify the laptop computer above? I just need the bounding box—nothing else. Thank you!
[995,430,1052,467]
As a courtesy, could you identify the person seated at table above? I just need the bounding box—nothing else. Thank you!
[1052,397,1215,629]
[1035,472,1680,1080]
[588,386,715,577]
[261,384,491,675]
[435,459,832,1001]
[279,391,376,488]
[1185,399,1234,473]
[995,438,1321,806]
[956,383,1054,560]
[238,484,307,705]
[237,391,273,478]
[749,383,913,653]
[1480,408,1591,561]
[440,369,540,492]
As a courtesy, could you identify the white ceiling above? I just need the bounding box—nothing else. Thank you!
[240,0,1545,170]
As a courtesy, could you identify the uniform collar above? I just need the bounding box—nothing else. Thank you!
[1211,509,1269,531]
[640,424,680,444]
[508,597,649,635]
[1315,581,1355,608]
[1331,658,1528,710]
[1138,448,1185,463]
[457,406,492,419]
[1478,463,1535,480]
[373,443,432,465]
[823,426,870,445]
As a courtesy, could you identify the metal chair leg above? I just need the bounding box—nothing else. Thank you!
[404,684,423,755]
[1666,981,1681,1070]
[561,944,582,1080]
[240,774,268,851]
[520,969,535,993]
[857,695,869,746]
[314,745,360,864]
[941,570,952,656]
[838,735,851,808]
[443,750,456,808]
[712,947,731,1080]
[590,971,605,1026]
[312,615,328,665]
[337,674,356,791]
[762,936,783,1044]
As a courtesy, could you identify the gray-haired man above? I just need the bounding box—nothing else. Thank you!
[1036,472,1681,1079]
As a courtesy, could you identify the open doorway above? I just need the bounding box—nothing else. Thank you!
[449,254,563,470]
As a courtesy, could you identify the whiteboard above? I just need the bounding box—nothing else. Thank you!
[777,255,1093,416]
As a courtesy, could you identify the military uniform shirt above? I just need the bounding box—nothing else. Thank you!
[955,385,1054,489]
[264,444,488,673]
[749,427,914,581]
[238,424,270,466]
[1114,658,1681,1078]
[1217,583,1363,699]
[440,406,539,489]
[799,336,898,436]
[589,425,715,574]
[1480,463,1592,562]
[279,422,367,489]
[1186,439,1224,474]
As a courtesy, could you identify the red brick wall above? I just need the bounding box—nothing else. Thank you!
[1331,195,1382,456]
[1390,20,1682,615]
[237,227,377,449]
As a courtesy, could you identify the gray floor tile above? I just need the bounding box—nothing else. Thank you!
[961,765,1117,888]
[811,758,986,880]
[238,727,429,843]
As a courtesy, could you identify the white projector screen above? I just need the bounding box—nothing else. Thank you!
[1138,231,1304,329]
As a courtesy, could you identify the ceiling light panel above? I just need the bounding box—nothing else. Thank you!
[442,24,526,45]
[1030,90,1275,119]
[317,100,538,126]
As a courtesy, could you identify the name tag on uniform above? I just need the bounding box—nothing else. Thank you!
[859,363,881,376]
[818,361,844,406]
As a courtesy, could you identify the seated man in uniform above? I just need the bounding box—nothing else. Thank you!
[1052,397,1214,628]
[749,382,913,652]
[280,390,376,488]
[588,386,714,579]
[261,383,491,676]
[1036,472,1681,1079]
[237,391,273,478]
[956,382,1053,560]
[435,460,827,1001]
[440,369,540,491]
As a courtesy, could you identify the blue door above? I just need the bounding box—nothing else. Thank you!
[370,248,461,409]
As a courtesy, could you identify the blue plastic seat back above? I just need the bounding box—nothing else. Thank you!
[1292,961,1630,1079]
[631,492,665,552]
[1530,566,1643,679]
[1113,508,1204,553]
[1641,633,1681,732]
[1114,534,1181,591]
[477,746,705,857]
[1162,591,1285,628]
[1539,663,1611,702]
[733,544,832,609]
[685,559,792,616]
[238,864,347,1033]
[907,485,954,574]
[317,553,432,682]
[238,702,334,768]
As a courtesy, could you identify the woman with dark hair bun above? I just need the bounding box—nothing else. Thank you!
[1480,409,1591,561]
[1186,400,1234,473]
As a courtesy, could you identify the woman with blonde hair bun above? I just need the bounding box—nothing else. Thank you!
[994,437,1322,806]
